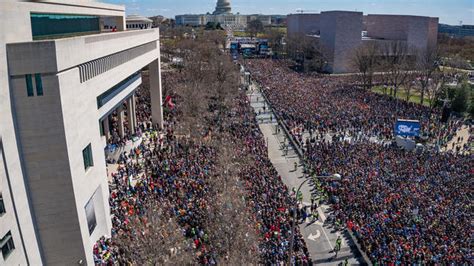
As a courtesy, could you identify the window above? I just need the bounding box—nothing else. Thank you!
[82,144,93,170]
[85,197,96,235]
[0,232,15,260]
[31,13,100,40]
[0,193,5,215]
[25,74,34,97]
[35,74,43,96]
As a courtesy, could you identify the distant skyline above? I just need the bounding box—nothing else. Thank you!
[104,0,474,25]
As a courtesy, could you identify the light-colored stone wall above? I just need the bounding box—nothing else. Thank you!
[287,13,321,37]
[367,14,438,52]
[0,140,28,266]
[285,11,438,73]
[0,1,160,265]
[320,11,363,73]
[366,15,409,40]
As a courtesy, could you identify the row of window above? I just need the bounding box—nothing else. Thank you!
[25,74,43,97]
[126,23,151,29]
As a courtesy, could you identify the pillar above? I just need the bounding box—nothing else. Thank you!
[103,115,111,139]
[118,105,125,138]
[132,94,138,129]
[149,57,163,129]
[127,97,135,134]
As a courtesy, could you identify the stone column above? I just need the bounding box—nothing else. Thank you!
[118,105,125,138]
[103,115,111,139]
[149,56,163,129]
[132,94,138,129]
[127,97,135,134]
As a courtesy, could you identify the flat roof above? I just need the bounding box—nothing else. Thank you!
[37,0,125,12]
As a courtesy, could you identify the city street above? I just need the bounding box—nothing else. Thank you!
[247,87,363,265]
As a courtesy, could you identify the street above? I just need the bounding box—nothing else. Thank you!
[247,86,363,265]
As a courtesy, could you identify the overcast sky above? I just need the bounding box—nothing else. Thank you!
[104,0,474,25]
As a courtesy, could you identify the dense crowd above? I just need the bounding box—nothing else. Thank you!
[93,70,310,264]
[306,141,472,264]
[244,60,462,147]
[244,59,472,264]
[227,94,310,264]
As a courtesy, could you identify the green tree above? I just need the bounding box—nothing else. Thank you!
[451,82,470,113]
[469,92,474,117]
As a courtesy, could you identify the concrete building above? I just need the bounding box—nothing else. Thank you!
[175,0,273,29]
[287,11,439,73]
[0,0,163,265]
[126,15,153,30]
[439,24,474,38]
[213,0,232,15]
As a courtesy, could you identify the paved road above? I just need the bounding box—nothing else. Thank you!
[247,88,363,265]
[442,125,471,154]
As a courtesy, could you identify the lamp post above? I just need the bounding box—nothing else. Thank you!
[288,173,341,265]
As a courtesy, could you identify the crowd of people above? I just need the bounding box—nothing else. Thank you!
[93,70,310,264]
[228,94,310,264]
[306,141,472,264]
[244,59,472,264]
[244,60,463,148]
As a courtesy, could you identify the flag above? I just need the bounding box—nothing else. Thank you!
[164,95,175,109]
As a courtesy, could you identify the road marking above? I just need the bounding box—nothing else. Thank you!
[317,207,327,222]
[305,218,324,226]
[321,225,334,250]
[307,230,321,241]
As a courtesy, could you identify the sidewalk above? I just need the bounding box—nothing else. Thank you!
[248,88,362,265]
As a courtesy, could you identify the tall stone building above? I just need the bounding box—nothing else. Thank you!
[176,0,272,29]
[213,0,232,15]
[0,0,163,264]
[288,11,438,73]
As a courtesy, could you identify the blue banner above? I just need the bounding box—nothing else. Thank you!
[394,119,421,137]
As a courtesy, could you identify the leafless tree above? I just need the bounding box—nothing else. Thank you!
[380,41,412,97]
[416,48,441,105]
[351,42,380,89]
[264,28,285,56]
[287,33,326,72]
[114,205,194,265]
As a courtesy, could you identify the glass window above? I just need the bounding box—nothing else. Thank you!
[0,231,15,260]
[31,13,100,40]
[0,193,5,215]
[82,144,94,170]
[85,197,96,235]
[35,73,43,96]
[25,74,34,97]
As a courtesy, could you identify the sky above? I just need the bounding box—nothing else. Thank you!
[104,0,474,25]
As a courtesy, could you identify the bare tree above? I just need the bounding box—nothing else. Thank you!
[264,28,285,57]
[351,42,380,89]
[248,19,264,38]
[114,205,194,265]
[416,48,440,105]
[403,78,417,102]
[380,41,412,97]
[287,33,326,72]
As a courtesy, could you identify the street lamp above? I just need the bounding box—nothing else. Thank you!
[288,173,341,265]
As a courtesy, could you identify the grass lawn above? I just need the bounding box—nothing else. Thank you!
[372,86,431,107]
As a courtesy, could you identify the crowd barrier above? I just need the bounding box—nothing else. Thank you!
[251,78,372,265]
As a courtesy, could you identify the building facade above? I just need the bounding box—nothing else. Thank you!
[126,15,153,30]
[287,11,439,73]
[439,24,474,38]
[0,0,163,265]
[175,0,273,29]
